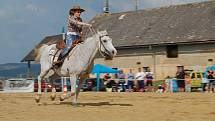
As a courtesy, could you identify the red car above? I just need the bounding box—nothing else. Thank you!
[34,79,52,92]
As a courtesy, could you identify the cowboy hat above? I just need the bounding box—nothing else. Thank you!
[70,6,85,13]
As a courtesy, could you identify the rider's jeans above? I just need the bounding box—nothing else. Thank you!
[61,34,80,57]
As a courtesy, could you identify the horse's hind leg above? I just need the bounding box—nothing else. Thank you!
[46,76,57,101]
[35,70,51,103]
[35,75,43,103]
[50,87,56,101]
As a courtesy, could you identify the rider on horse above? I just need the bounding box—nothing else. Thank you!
[54,5,92,65]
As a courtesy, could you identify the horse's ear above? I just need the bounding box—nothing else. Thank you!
[104,29,108,34]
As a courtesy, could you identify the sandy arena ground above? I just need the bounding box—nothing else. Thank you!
[0,92,215,121]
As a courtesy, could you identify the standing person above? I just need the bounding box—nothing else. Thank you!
[126,69,135,92]
[207,70,215,93]
[176,66,185,92]
[135,68,145,92]
[118,70,126,92]
[145,68,154,91]
[54,6,92,65]
[185,74,191,92]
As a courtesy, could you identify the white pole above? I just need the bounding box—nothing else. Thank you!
[61,77,64,92]
[63,77,67,95]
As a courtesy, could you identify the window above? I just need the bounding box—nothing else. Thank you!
[166,45,178,58]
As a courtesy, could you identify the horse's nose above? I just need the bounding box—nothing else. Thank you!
[112,49,117,56]
[112,50,115,54]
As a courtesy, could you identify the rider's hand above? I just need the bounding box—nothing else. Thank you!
[85,23,92,28]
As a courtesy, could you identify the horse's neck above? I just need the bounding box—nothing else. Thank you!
[79,35,98,55]
[84,35,99,53]
[62,35,99,70]
[83,35,98,59]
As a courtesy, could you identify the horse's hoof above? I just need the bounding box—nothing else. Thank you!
[72,102,78,107]
[50,94,56,101]
[60,95,65,101]
[72,99,78,107]
[35,95,40,103]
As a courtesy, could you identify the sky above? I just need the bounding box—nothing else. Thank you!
[0,0,208,64]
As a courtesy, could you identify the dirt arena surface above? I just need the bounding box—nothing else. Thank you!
[0,92,215,121]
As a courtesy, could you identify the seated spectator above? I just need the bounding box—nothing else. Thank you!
[103,73,112,92]
[106,79,117,92]
[104,73,111,81]
[156,85,164,93]
[207,70,215,93]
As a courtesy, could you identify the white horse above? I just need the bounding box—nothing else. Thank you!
[34,30,117,105]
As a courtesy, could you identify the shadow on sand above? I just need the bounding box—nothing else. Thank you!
[59,101,133,107]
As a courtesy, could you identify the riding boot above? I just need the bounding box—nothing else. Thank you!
[53,54,63,68]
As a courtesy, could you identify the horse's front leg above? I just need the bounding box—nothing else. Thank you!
[69,74,78,106]
[59,74,80,106]
[75,74,88,100]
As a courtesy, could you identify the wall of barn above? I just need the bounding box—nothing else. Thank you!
[94,42,215,80]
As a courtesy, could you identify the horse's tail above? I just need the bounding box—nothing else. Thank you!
[35,44,48,62]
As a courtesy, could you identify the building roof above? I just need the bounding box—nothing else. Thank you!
[90,0,215,47]
[21,35,62,62]
[21,0,215,62]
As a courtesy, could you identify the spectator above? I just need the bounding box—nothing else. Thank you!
[201,78,208,92]
[126,69,135,92]
[118,70,126,92]
[162,82,167,93]
[135,68,145,92]
[103,73,111,81]
[145,68,154,91]
[156,85,164,93]
[165,76,171,93]
[176,66,185,92]
[103,73,112,92]
[111,73,118,92]
[207,70,215,93]
[185,74,191,92]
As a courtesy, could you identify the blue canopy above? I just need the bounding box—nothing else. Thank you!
[91,64,119,91]
[206,65,215,71]
[92,64,119,73]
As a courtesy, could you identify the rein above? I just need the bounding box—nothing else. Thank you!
[89,28,110,58]
[66,28,111,62]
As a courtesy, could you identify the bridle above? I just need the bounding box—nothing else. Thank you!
[89,28,111,58]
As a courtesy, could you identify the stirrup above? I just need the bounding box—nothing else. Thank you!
[52,61,63,68]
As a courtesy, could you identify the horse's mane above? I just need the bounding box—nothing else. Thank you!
[66,35,98,63]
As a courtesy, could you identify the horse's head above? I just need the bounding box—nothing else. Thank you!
[97,30,117,59]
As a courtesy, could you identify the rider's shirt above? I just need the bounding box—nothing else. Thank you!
[67,15,83,36]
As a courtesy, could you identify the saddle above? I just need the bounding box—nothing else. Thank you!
[56,38,83,49]
[53,38,83,68]
[72,38,83,48]
[56,39,66,49]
